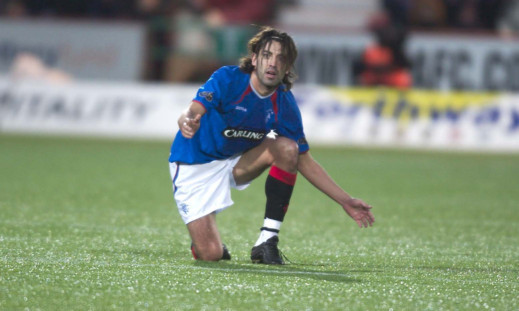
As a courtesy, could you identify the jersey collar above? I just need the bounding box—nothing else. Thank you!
[250,80,276,99]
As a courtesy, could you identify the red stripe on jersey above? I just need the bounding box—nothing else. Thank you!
[232,84,252,105]
[269,165,297,186]
[271,91,278,122]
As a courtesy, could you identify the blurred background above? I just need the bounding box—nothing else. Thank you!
[1,0,518,151]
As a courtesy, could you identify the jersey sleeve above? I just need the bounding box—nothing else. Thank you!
[193,67,231,110]
[277,91,310,154]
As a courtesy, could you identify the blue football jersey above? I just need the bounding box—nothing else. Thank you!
[169,66,309,164]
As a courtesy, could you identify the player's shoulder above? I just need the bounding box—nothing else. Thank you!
[213,65,247,80]
[277,85,297,104]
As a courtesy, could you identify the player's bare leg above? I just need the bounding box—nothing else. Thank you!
[186,212,224,261]
[185,137,298,262]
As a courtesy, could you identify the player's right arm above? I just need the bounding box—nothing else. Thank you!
[297,151,375,228]
[178,101,206,139]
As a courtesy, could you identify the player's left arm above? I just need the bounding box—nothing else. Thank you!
[297,152,375,228]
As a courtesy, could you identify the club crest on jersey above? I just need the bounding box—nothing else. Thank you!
[222,128,266,141]
[265,109,274,122]
[199,91,213,102]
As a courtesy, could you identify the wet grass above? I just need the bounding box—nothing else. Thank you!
[1,134,518,310]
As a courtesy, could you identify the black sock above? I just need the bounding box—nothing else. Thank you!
[264,165,297,222]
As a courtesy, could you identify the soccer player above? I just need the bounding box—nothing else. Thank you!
[168,26,375,264]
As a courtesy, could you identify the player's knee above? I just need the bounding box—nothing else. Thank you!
[272,137,299,169]
[196,243,223,261]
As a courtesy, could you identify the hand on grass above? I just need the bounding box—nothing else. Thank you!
[342,198,375,228]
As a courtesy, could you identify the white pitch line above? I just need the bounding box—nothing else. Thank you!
[180,264,355,278]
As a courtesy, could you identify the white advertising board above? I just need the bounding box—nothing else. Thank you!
[0,78,195,139]
[1,78,518,152]
[294,86,519,152]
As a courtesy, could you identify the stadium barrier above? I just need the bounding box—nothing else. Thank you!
[1,78,518,152]
[0,19,145,81]
[2,19,518,92]
[294,31,519,92]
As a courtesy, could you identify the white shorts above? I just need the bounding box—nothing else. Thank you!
[169,156,250,224]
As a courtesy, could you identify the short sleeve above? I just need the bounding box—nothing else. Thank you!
[193,67,231,110]
[277,91,310,154]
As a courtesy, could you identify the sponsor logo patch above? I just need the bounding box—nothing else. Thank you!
[222,128,266,141]
[266,129,278,139]
[199,91,214,102]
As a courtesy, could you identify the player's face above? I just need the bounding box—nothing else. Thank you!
[251,40,288,95]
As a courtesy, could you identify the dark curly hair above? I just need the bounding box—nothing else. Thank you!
[239,26,298,90]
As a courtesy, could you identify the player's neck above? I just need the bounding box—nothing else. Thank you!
[250,72,276,98]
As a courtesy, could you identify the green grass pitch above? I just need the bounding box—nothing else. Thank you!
[1,134,518,310]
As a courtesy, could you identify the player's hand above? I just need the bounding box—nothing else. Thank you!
[342,198,375,228]
[179,114,201,139]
